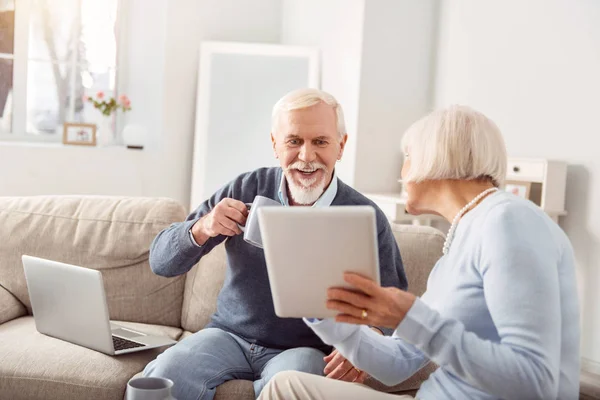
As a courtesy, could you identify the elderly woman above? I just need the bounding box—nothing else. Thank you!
[258,106,580,400]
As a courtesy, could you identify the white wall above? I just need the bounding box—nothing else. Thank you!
[281,0,438,193]
[353,0,438,193]
[0,144,146,195]
[280,0,366,187]
[434,0,600,368]
[0,0,282,207]
[161,0,282,207]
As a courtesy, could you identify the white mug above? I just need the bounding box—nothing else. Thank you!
[126,377,176,400]
[238,195,282,248]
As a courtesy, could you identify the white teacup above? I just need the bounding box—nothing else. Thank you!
[239,195,282,248]
[126,377,175,400]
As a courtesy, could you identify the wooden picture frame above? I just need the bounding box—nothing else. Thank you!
[63,122,97,146]
[504,180,532,199]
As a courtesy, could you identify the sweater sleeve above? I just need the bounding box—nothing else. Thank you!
[148,172,253,277]
[305,318,429,386]
[395,203,562,399]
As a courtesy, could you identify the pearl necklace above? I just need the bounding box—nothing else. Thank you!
[442,187,498,255]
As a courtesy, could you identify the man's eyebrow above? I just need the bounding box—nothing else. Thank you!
[284,134,301,140]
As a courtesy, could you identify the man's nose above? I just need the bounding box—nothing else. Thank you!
[298,144,316,162]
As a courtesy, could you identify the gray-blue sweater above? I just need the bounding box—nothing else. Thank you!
[149,167,407,352]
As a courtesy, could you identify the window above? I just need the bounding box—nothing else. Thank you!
[0,0,122,142]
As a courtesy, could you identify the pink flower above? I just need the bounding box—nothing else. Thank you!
[118,94,129,104]
[82,95,89,102]
[124,99,131,108]
[96,91,105,99]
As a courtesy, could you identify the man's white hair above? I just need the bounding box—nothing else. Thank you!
[401,105,507,187]
[271,88,346,139]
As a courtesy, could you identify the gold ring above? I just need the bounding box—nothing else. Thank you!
[355,368,361,373]
[361,309,368,319]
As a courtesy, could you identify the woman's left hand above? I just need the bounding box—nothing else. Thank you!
[327,273,417,329]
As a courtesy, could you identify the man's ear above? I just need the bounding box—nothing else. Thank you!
[271,133,278,159]
[338,134,348,160]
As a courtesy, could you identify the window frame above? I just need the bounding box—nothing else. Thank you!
[0,0,128,143]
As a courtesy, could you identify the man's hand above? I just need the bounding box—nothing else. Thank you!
[323,350,368,383]
[191,198,248,245]
[323,328,382,383]
[323,349,368,383]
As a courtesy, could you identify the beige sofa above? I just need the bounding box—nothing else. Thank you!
[0,196,444,400]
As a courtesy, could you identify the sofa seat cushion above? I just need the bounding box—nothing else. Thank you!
[365,361,438,394]
[0,317,181,400]
[214,380,255,400]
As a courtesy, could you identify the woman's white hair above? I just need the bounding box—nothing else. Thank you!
[401,105,507,187]
[271,88,346,139]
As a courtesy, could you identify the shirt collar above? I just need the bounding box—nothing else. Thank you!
[278,169,338,207]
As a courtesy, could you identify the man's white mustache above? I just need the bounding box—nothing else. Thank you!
[286,162,328,173]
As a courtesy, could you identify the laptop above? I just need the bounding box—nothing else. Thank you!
[257,206,381,319]
[22,255,177,355]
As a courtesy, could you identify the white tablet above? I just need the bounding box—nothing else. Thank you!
[257,206,380,319]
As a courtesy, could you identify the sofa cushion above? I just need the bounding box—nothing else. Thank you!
[365,361,439,394]
[391,224,444,297]
[0,196,187,327]
[0,284,26,325]
[181,243,227,332]
[214,380,255,400]
[0,316,181,400]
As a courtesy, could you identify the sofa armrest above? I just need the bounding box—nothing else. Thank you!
[365,361,438,394]
[0,284,26,325]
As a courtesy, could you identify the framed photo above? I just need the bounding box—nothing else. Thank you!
[504,180,531,199]
[63,122,96,146]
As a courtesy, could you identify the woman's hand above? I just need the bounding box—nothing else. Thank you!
[327,272,417,329]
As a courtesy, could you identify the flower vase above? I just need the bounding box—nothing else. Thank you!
[96,116,114,146]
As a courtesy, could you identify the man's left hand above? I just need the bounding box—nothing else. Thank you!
[323,349,368,383]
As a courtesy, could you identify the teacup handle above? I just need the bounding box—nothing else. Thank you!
[238,202,252,233]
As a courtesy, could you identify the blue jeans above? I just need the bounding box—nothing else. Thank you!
[143,328,326,400]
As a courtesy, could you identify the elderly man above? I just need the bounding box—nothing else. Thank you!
[143,88,408,400]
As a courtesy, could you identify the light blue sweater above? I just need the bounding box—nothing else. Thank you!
[306,191,580,399]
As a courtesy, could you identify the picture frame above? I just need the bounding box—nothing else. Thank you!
[63,122,97,146]
[504,180,532,199]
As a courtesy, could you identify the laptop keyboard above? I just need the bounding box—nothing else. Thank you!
[112,335,146,351]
